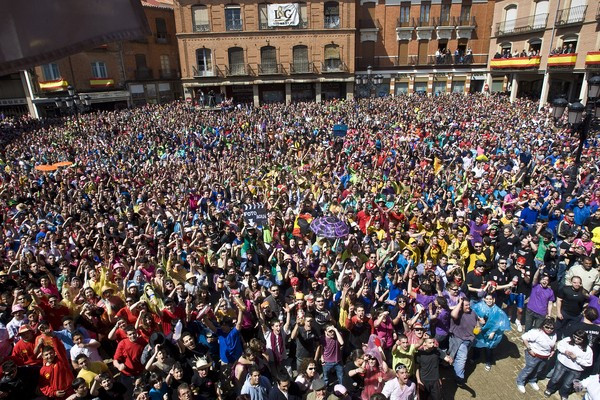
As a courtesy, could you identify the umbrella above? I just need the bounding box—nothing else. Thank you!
[34,165,57,172]
[53,161,73,168]
[310,216,349,239]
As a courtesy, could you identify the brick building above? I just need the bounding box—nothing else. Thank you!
[174,0,356,106]
[354,0,495,96]
[29,0,181,116]
[487,0,600,106]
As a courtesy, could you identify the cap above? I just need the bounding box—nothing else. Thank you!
[409,223,418,230]
[312,379,326,391]
[333,385,347,396]
[290,277,299,286]
[195,357,210,369]
[11,304,25,314]
[18,324,32,334]
[101,285,114,294]
[517,256,527,265]
[412,322,423,329]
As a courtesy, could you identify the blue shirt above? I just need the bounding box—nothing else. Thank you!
[217,327,243,364]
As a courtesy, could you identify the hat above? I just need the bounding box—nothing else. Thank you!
[18,324,32,334]
[195,357,210,369]
[127,281,138,288]
[409,223,418,230]
[295,292,305,300]
[186,272,196,281]
[312,379,327,391]
[333,385,347,396]
[101,285,114,294]
[517,256,527,265]
[205,331,214,338]
[113,263,124,270]
[11,304,25,314]
[412,322,424,329]
[290,277,299,286]
[16,203,26,212]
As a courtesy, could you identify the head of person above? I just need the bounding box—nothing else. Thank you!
[570,329,589,350]
[177,383,193,400]
[248,365,262,386]
[394,363,410,384]
[71,377,89,398]
[125,325,139,342]
[98,373,114,390]
[1,360,17,380]
[582,257,593,271]
[571,276,582,290]
[351,349,365,367]
[276,372,292,392]
[483,293,495,307]
[170,363,185,381]
[75,353,90,370]
[355,303,365,319]
[312,378,327,400]
[42,345,56,364]
[299,358,317,378]
[583,307,599,323]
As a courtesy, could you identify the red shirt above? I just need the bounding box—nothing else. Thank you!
[11,339,42,366]
[39,358,74,398]
[38,302,70,330]
[160,307,184,336]
[114,337,147,376]
[116,307,139,325]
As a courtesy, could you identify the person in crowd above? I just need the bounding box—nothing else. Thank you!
[516,317,557,394]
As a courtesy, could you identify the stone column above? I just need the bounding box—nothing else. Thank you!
[427,74,434,96]
[465,75,472,95]
[538,72,551,110]
[509,74,518,103]
[20,70,39,118]
[579,71,589,105]
[346,82,354,100]
[389,77,396,96]
[315,82,322,103]
[253,84,259,108]
[446,75,453,94]
[285,83,291,105]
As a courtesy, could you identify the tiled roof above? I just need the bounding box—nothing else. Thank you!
[141,0,173,10]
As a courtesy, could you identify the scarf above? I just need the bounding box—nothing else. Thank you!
[269,329,284,365]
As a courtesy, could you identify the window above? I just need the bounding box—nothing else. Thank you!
[196,48,213,76]
[298,2,308,28]
[156,18,168,43]
[42,63,60,80]
[324,44,341,71]
[225,5,243,31]
[503,5,517,33]
[562,35,578,53]
[160,55,171,78]
[259,3,271,29]
[500,42,512,57]
[399,2,410,24]
[135,54,148,70]
[292,45,309,73]
[533,0,549,30]
[420,2,430,24]
[192,6,210,32]
[228,47,245,75]
[529,39,542,54]
[440,4,450,24]
[260,46,277,73]
[459,5,471,24]
[91,61,107,78]
[324,2,340,28]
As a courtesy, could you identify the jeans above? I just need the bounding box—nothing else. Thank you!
[524,308,546,332]
[546,360,581,398]
[556,312,580,338]
[516,351,549,385]
[323,361,344,386]
[449,336,472,381]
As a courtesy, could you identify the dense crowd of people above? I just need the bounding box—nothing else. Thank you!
[0,93,598,400]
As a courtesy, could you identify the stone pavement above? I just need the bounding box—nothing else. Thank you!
[438,327,576,400]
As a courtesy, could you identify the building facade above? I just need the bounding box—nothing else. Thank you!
[28,0,181,116]
[174,0,356,106]
[354,0,494,97]
[487,0,600,105]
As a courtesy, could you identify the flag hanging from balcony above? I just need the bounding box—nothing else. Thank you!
[267,4,299,27]
[39,79,69,91]
[90,78,114,88]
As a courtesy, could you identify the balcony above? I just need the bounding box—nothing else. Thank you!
[397,18,412,28]
[434,17,453,27]
[413,17,433,27]
[159,69,179,79]
[585,52,600,68]
[495,14,548,36]
[258,63,285,75]
[434,17,454,40]
[396,18,414,41]
[39,79,69,91]
[193,24,211,32]
[89,78,114,88]
[155,33,171,44]
[225,64,253,76]
[322,60,348,73]
[134,68,154,80]
[547,53,577,68]
[324,16,340,28]
[556,5,587,26]
[427,54,488,66]
[290,62,317,74]
[192,66,224,78]
[454,15,476,27]
[225,20,243,31]
[490,56,541,69]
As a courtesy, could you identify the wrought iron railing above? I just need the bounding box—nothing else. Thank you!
[496,14,548,36]
[556,5,587,26]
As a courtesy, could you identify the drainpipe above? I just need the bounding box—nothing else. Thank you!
[538,0,561,110]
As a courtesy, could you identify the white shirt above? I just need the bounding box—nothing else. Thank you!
[521,328,556,357]
[581,374,600,400]
[382,378,417,400]
[556,337,594,371]
[69,339,102,362]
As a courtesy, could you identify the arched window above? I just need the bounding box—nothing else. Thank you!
[528,38,542,54]
[533,0,549,30]
[324,44,341,71]
[260,46,277,73]
[225,4,242,31]
[196,48,212,76]
[192,5,210,32]
[292,45,309,73]
[561,34,578,53]
[228,47,245,75]
[324,2,339,28]
[503,5,517,33]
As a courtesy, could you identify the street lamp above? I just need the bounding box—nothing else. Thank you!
[355,65,384,105]
[53,86,92,133]
[551,75,600,195]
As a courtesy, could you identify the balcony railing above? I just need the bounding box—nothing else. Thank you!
[192,66,216,77]
[413,17,433,27]
[556,5,587,26]
[134,68,153,80]
[324,16,340,28]
[547,53,577,68]
[490,56,541,69]
[258,63,285,75]
[193,23,211,32]
[155,33,171,44]
[225,20,243,31]
[434,17,453,27]
[496,14,548,36]
[454,15,476,26]
[322,60,347,72]
[225,64,253,76]
[397,18,412,28]
[259,22,275,30]
[427,54,488,66]
[359,19,381,29]
[290,62,317,74]
[159,69,178,79]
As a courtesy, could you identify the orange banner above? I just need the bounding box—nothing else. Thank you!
[89,78,114,88]
[585,52,600,66]
[490,56,541,69]
[39,79,68,91]
[547,54,577,67]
